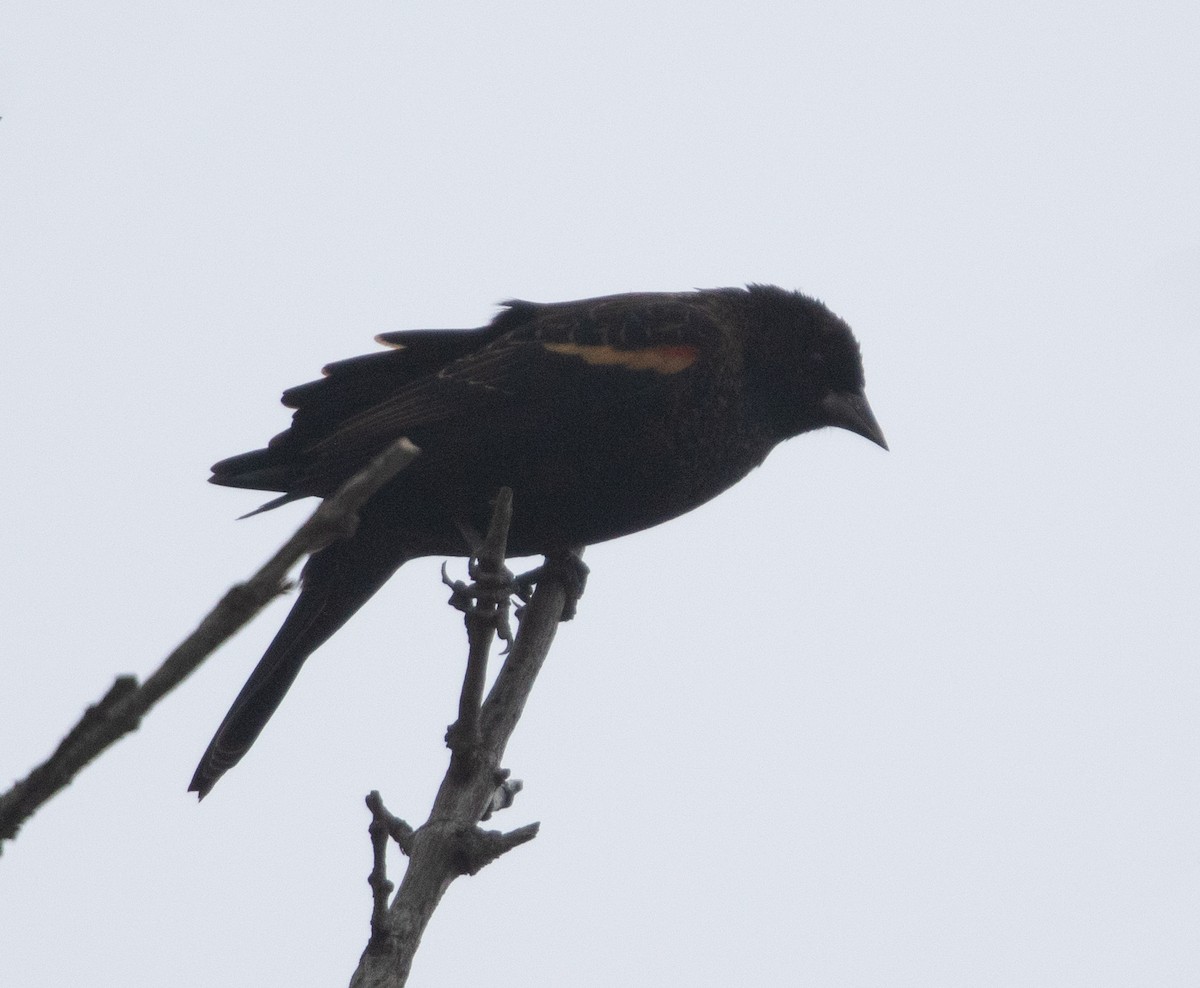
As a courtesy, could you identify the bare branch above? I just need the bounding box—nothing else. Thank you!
[0,438,420,853]
[350,493,580,988]
[366,790,415,856]
[366,790,415,951]
[443,487,514,777]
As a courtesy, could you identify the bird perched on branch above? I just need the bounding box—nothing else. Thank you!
[189,285,887,797]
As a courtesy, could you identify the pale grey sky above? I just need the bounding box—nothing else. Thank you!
[3,2,1198,985]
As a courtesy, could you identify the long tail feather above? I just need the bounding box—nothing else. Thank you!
[189,527,409,799]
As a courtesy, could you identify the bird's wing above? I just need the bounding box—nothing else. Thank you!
[216,294,729,497]
[319,297,717,446]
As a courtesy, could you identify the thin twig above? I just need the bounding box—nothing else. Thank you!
[0,438,420,853]
[444,487,514,776]
[366,790,414,951]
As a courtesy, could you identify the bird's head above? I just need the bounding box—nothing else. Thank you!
[744,284,887,450]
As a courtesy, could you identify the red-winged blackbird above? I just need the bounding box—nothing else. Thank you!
[189,285,886,797]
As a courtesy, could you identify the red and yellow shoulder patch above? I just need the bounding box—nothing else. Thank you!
[542,342,699,374]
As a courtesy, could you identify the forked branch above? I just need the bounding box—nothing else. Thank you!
[350,489,580,988]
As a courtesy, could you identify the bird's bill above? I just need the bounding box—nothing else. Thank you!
[822,391,888,450]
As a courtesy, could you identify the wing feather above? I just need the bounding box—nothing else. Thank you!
[213,292,729,499]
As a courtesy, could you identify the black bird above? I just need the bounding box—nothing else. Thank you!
[189,285,886,797]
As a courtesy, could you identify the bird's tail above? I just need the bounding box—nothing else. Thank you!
[189,528,410,799]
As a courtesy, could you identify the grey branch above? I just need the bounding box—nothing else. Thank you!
[0,438,420,853]
[350,490,577,988]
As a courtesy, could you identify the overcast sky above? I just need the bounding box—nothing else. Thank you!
[3,2,1198,985]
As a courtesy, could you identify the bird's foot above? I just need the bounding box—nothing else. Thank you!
[441,558,517,646]
[514,549,589,621]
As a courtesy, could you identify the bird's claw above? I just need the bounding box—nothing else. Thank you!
[514,550,589,621]
[442,559,517,646]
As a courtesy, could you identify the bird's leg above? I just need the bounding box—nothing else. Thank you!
[514,547,588,621]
